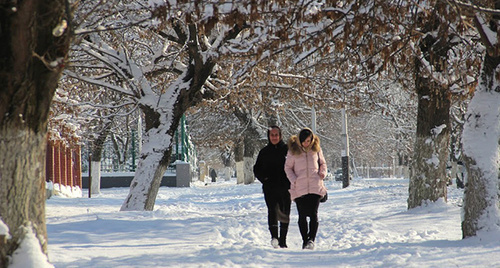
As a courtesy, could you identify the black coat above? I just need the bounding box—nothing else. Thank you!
[253,140,290,193]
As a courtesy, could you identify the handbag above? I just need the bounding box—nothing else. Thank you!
[320,192,328,203]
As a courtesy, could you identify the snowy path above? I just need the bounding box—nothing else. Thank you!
[46,178,500,267]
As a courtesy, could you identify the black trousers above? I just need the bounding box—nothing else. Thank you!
[295,193,321,242]
[264,189,291,238]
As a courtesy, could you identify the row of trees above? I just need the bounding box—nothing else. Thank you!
[188,82,416,177]
[1,0,499,266]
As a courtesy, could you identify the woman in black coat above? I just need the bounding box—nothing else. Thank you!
[253,126,291,248]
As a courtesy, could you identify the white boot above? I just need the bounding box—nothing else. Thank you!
[271,238,279,248]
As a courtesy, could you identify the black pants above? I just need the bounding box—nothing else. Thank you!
[264,189,291,239]
[295,194,321,243]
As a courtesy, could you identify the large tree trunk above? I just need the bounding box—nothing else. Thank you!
[407,76,451,209]
[232,127,260,185]
[120,104,179,211]
[233,108,260,185]
[0,0,71,265]
[243,128,259,184]
[407,7,452,209]
[461,52,500,238]
[0,129,48,266]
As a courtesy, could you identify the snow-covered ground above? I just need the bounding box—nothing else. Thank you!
[46,177,500,267]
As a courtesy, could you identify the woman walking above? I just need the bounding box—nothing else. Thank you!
[285,128,327,250]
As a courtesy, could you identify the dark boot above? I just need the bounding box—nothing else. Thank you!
[279,223,288,248]
[299,218,309,249]
[269,225,279,239]
[298,218,308,242]
[270,225,279,248]
[308,221,318,242]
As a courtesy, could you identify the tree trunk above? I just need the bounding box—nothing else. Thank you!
[120,145,171,211]
[234,140,244,184]
[220,147,233,181]
[233,109,260,185]
[0,0,71,265]
[243,130,259,185]
[0,129,48,266]
[90,161,102,195]
[89,121,113,195]
[407,76,451,209]
[461,52,500,238]
[120,106,176,211]
[407,10,452,209]
[120,47,217,210]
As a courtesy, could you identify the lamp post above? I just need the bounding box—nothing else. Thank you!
[131,129,136,171]
[341,105,350,188]
[311,106,316,133]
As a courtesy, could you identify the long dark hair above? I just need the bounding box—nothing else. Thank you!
[298,128,313,144]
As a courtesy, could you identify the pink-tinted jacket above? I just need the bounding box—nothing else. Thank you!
[284,134,328,201]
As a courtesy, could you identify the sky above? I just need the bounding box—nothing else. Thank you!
[15,175,499,268]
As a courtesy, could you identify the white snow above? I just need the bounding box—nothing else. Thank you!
[39,177,500,268]
[52,20,67,37]
[431,124,446,137]
[10,227,54,268]
[0,220,8,237]
[425,153,439,168]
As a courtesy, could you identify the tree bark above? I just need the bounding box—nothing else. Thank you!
[407,7,452,209]
[233,109,260,185]
[0,129,48,266]
[0,0,71,265]
[407,75,451,209]
[243,130,259,184]
[461,53,500,238]
[120,105,177,211]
